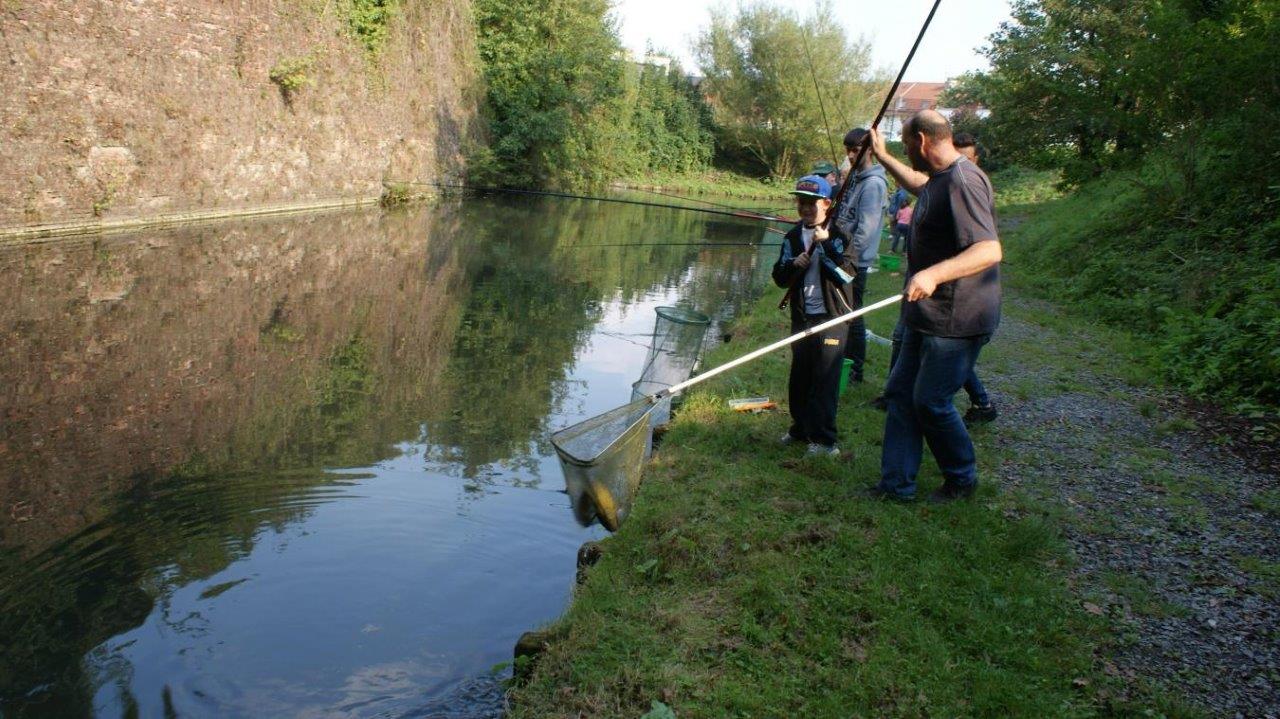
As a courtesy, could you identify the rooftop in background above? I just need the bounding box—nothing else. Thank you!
[881,81,989,140]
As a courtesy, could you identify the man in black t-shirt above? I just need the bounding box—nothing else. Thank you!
[865,111,1003,503]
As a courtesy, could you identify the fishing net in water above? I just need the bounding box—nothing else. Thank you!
[553,306,710,531]
[630,306,711,428]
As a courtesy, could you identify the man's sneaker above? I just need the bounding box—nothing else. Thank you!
[963,403,998,426]
[806,443,840,458]
[780,432,805,446]
[870,395,888,411]
[926,483,976,504]
[860,485,915,503]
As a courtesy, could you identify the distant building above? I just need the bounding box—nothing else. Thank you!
[881,81,989,140]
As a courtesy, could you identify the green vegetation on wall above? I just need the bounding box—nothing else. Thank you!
[338,0,401,58]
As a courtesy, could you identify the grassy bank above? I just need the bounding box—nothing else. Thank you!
[507,254,1199,716]
[613,170,781,202]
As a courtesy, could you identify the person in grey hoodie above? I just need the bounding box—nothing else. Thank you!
[833,127,889,385]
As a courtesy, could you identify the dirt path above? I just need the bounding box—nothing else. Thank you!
[979,293,1280,717]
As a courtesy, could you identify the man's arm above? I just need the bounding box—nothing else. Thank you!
[904,240,1002,301]
[869,128,929,194]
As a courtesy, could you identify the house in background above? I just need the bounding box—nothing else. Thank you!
[881,81,990,140]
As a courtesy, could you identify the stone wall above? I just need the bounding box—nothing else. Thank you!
[0,0,481,228]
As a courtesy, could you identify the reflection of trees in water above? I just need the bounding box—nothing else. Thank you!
[0,194,772,712]
[420,197,767,481]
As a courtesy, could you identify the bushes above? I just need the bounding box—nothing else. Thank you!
[470,0,713,189]
[1007,148,1280,406]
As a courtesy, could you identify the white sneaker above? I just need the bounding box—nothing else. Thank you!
[806,443,839,457]
[780,432,803,446]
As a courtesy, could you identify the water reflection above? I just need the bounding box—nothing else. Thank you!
[0,195,772,717]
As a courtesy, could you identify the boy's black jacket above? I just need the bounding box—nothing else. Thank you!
[771,223,858,324]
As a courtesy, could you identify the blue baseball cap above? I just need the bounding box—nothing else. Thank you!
[790,174,831,200]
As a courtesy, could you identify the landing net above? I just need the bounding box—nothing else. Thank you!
[552,306,710,531]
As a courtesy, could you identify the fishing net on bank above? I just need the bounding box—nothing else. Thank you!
[553,306,710,531]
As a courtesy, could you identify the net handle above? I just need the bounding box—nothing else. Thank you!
[654,293,903,400]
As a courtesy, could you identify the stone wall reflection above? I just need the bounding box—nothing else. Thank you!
[0,206,467,554]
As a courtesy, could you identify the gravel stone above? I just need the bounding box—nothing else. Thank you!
[982,301,1280,717]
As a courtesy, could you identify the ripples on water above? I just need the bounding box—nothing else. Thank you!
[0,194,778,717]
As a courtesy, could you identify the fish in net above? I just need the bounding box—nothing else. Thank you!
[555,306,710,531]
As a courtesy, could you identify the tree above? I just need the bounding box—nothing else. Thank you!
[694,1,884,179]
[969,0,1157,182]
[472,0,625,189]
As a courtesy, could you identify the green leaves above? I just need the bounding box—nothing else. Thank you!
[693,1,885,179]
[472,0,713,189]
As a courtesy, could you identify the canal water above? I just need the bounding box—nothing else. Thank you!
[0,193,780,718]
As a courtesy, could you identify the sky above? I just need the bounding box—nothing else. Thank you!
[613,0,1012,84]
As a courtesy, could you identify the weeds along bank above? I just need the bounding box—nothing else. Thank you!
[950,0,1279,414]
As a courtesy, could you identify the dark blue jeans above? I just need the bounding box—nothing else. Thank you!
[879,326,991,499]
[842,267,869,381]
[964,369,990,407]
[891,313,990,408]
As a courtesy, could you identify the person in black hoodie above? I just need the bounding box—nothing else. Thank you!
[772,174,858,457]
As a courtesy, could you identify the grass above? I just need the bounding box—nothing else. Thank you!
[507,269,1168,718]
[614,169,789,202]
[1250,488,1280,518]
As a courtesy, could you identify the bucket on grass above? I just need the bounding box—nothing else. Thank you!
[838,358,855,394]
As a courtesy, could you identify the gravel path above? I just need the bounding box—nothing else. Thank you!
[980,295,1280,718]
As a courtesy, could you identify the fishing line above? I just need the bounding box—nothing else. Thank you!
[800,28,840,169]
[627,186,793,219]
[394,181,793,224]
[779,0,944,308]
[570,241,782,248]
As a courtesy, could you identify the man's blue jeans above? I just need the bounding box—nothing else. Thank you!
[879,326,991,499]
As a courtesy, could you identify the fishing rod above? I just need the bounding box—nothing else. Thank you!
[396,181,794,225]
[779,0,944,309]
[800,29,840,170]
[571,241,782,248]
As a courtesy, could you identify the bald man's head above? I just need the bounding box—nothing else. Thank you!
[900,110,958,172]
[904,110,953,142]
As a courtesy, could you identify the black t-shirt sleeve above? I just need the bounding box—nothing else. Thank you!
[948,164,998,248]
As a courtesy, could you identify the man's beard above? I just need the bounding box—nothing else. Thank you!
[907,146,928,172]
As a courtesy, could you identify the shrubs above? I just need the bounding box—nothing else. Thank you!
[1007,150,1280,407]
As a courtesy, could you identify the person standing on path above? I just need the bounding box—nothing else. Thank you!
[833,128,889,388]
[951,132,999,425]
[771,175,856,458]
[865,111,1003,503]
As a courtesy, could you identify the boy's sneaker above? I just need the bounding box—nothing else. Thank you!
[806,443,839,458]
[963,403,998,426]
[780,432,804,446]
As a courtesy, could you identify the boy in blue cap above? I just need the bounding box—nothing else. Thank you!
[772,174,858,457]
